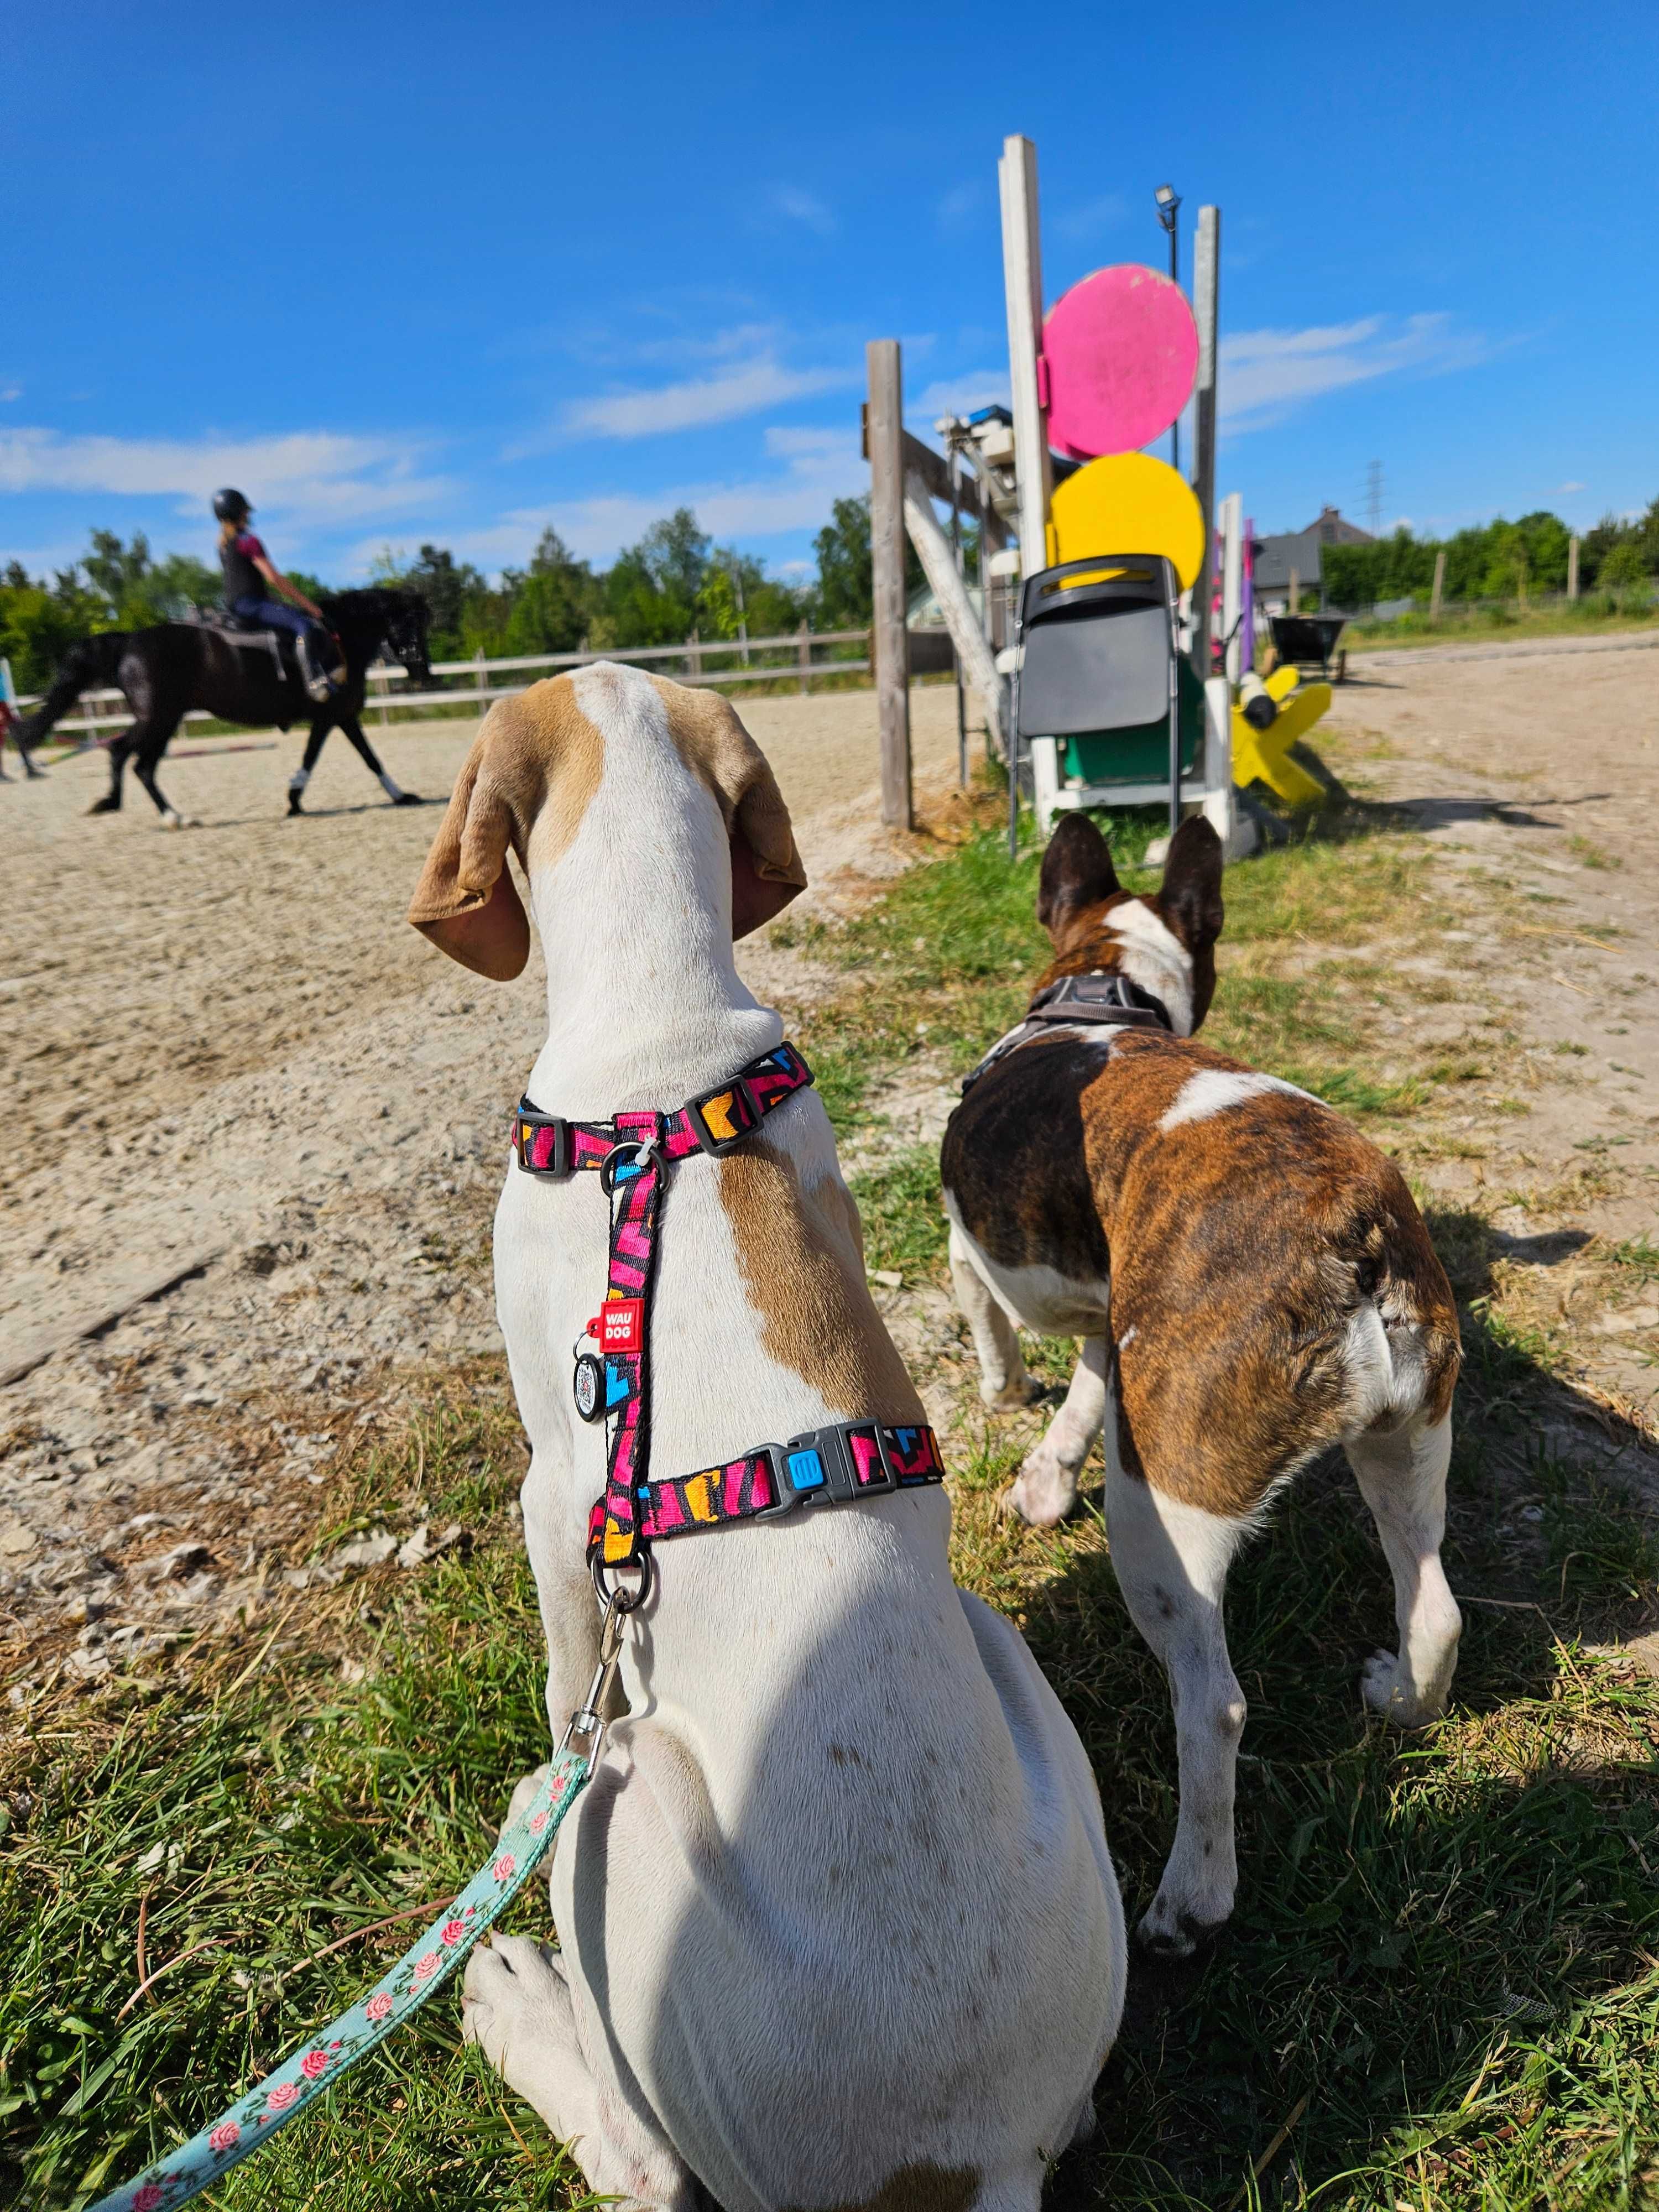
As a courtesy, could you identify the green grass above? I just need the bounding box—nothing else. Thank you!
[5,796,1658,2209]
[1344,598,1659,650]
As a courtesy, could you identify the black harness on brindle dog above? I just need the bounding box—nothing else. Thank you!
[959,969,1175,1094]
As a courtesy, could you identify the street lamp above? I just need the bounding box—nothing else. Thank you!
[1155,184,1182,471]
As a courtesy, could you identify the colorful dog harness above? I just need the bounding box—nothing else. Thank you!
[959,969,1173,1094]
[513,1040,946,1575]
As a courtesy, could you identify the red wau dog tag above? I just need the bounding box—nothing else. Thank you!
[597,1300,644,1354]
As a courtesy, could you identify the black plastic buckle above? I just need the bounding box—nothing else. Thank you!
[514,1102,570,1179]
[686,1076,763,1157]
[840,1421,899,1498]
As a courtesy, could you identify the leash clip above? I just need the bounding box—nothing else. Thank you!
[557,1585,635,1761]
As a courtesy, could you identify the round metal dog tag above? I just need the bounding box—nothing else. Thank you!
[572,1353,605,1423]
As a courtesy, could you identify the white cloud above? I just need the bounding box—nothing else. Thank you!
[936,182,982,230]
[0,383,21,403]
[1055,194,1129,242]
[437,423,868,571]
[0,425,448,523]
[551,354,855,443]
[1555,479,1585,494]
[1219,313,1486,430]
[909,372,1011,424]
[769,185,836,236]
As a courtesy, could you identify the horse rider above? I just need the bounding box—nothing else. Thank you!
[213,490,345,705]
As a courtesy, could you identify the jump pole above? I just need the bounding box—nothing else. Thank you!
[866,338,912,831]
[1189,206,1220,681]
[998,133,1055,831]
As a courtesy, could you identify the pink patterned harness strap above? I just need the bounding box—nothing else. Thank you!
[512,1042,945,1575]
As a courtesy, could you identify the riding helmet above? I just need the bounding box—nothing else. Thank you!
[212,488,252,523]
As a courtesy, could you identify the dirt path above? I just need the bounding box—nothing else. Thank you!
[1327,641,1659,1439]
[0,685,969,1675]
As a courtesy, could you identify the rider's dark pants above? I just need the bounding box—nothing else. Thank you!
[230,596,332,669]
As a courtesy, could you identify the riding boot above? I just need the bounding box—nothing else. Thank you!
[293,633,333,706]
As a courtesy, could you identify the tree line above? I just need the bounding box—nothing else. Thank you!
[1321,500,1659,609]
[0,500,885,694]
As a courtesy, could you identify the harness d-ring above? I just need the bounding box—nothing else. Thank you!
[592,1545,653,1614]
[599,1138,665,1195]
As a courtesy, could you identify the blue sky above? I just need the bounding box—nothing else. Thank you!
[4,3,1655,586]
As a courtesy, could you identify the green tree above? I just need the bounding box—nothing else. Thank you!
[813,495,873,629]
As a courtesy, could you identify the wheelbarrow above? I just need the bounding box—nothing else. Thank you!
[1269,612,1348,684]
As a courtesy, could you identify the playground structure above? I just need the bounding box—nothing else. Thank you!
[867,134,1334,849]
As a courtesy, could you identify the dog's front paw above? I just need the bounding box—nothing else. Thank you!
[1000,1446,1079,1527]
[1360,1650,1442,1728]
[462,1933,573,2087]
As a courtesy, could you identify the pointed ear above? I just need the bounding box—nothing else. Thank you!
[653,679,807,938]
[406,743,531,980]
[1158,815,1225,958]
[1037,812,1120,938]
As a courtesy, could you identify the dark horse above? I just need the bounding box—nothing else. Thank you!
[15,588,432,823]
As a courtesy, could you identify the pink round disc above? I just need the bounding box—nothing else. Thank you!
[1042,264,1199,461]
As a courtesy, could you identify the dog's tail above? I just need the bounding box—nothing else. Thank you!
[14,632,128,751]
[1334,1180,1461,1436]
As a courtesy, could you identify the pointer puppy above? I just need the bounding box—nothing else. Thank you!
[408,666,1125,2212]
[941,813,1461,1954]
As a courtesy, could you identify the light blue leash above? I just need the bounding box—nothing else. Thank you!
[88,1591,635,2212]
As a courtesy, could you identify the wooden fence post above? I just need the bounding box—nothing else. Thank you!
[867,337,912,830]
[688,627,702,682]
[474,646,488,717]
[1430,548,1447,620]
[1288,567,1300,615]
[1568,535,1580,601]
[797,620,811,695]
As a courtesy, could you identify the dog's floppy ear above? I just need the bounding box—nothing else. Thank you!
[1157,815,1225,958]
[654,679,808,938]
[1037,812,1120,938]
[406,738,531,980]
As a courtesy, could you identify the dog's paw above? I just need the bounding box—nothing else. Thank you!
[1134,1892,1230,1959]
[462,1933,573,2084]
[1360,1650,1441,1728]
[1000,1447,1078,1527]
[979,1374,1041,1412]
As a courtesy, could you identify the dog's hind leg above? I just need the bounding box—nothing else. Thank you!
[1003,1335,1108,1526]
[463,1934,697,2211]
[948,1223,1036,1411]
[1104,1460,1249,1953]
[1345,1411,1460,1726]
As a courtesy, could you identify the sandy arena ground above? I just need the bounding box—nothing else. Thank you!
[3,646,1657,1688]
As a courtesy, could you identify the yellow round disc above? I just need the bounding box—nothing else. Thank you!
[1046,451,1206,588]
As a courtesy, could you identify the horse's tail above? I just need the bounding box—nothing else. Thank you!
[15,632,128,747]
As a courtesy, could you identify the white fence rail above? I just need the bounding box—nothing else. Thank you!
[16,628,874,742]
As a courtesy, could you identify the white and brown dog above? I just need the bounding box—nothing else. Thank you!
[406,664,1125,2212]
[941,812,1462,1955]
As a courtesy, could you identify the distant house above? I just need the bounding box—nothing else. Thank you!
[1254,506,1374,611]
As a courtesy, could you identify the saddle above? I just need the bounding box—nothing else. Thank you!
[184,608,286,674]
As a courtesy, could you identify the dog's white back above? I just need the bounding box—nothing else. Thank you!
[409,664,1125,2212]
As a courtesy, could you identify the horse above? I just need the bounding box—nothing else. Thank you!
[14,588,433,825]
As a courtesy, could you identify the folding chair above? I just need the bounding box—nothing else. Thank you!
[1008,554,1202,853]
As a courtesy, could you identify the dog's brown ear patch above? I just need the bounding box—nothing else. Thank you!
[406,743,530,980]
[1157,816,1224,955]
[1038,812,1120,938]
[652,676,807,938]
[406,680,604,979]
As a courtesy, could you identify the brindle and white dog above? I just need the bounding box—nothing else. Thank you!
[941,812,1462,1955]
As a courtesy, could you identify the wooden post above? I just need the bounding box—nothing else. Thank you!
[1430,547,1447,620]
[688,626,702,682]
[474,645,488,717]
[999,134,1052,576]
[1190,205,1220,679]
[867,338,911,830]
[797,619,811,695]
[375,668,390,727]
[903,471,1007,743]
[1568,535,1580,601]
[1288,567,1300,615]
